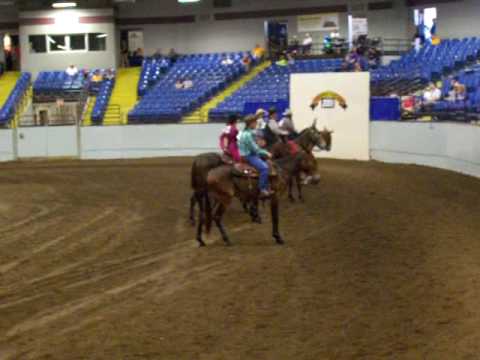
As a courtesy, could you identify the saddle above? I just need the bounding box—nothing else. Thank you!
[232,161,278,179]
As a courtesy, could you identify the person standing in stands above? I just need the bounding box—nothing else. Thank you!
[168,48,179,64]
[238,115,273,198]
[302,33,313,55]
[263,107,288,147]
[219,114,241,162]
[252,44,265,61]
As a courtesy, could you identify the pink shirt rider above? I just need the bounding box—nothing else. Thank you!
[219,124,240,162]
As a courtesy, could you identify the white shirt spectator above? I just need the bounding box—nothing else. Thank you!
[303,34,313,46]
[423,87,441,104]
[66,65,78,77]
[221,57,234,66]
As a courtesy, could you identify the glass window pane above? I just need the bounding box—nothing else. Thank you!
[70,34,86,51]
[29,35,46,53]
[49,35,67,51]
[88,33,107,51]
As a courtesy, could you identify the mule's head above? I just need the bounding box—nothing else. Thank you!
[307,120,333,152]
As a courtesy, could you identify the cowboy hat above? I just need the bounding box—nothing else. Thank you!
[255,108,266,115]
[283,109,292,117]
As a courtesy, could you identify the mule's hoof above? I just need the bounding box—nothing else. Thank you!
[289,197,296,203]
[274,236,285,245]
[198,241,206,247]
[224,240,233,247]
[252,216,262,224]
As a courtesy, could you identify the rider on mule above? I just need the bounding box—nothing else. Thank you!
[263,107,289,148]
[237,115,273,198]
[219,113,241,162]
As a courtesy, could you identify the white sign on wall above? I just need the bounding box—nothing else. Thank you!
[352,17,368,38]
[297,13,340,32]
[290,72,370,160]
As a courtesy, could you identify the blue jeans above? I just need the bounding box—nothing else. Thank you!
[245,155,269,191]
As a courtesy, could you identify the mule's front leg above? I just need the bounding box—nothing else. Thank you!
[270,195,284,245]
[288,177,296,202]
[214,203,231,246]
[189,193,196,226]
[296,174,304,202]
[195,193,206,247]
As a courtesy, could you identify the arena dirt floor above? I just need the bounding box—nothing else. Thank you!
[0,157,479,359]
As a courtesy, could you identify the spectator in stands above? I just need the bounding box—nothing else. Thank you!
[238,115,273,198]
[120,41,129,67]
[342,48,361,72]
[241,53,252,71]
[288,36,300,54]
[219,114,241,162]
[279,109,298,139]
[183,78,193,89]
[175,79,184,90]
[252,44,265,60]
[276,54,289,67]
[287,52,296,65]
[66,64,79,77]
[105,69,115,81]
[448,78,466,101]
[168,48,179,63]
[422,83,442,112]
[302,33,313,55]
[264,107,288,147]
[91,70,103,83]
[153,48,163,58]
[367,47,381,69]
[221,55,234,66]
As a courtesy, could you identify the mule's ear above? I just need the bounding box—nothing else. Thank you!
[311,118,317,128]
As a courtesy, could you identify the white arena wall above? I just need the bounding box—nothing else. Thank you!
[370,122,480,179]
[0,130,15,162]
[81,124,224,159]
[1,122,479,180]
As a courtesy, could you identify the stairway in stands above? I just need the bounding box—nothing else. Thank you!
[104,67,141,125]
[182,61,271,123]
[0,72,21,109]
[82,96,96,126]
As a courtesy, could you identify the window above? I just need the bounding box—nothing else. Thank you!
[48,35,67,52]
[70,34,86,51]
[29,35,47,53]
[88,33,107,51]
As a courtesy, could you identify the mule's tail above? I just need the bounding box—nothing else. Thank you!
[204,192,213,234]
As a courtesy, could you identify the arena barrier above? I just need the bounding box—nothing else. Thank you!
[1,121,479,179]
[370,121,480,179]
[81,123,224,159]
[0,129,15,162]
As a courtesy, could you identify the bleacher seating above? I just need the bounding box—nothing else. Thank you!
[0,73,31,126]
[33,71,86,102]
[209,59,343,120]
[129,52,249,123]
[371,38,480,97]
[138,57,171,97]
[91,77,116,124]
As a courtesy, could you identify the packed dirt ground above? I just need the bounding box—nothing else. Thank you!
[0,157,479,359]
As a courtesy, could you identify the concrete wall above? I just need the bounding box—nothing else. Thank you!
[0,130,14,162]
[81,123,224,159]
[370,122,480,179]
[16,126,79,158]
[19,9,117,75]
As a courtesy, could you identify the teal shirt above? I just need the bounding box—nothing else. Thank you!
[237,128,269,157]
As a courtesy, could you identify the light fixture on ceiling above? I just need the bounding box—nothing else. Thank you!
[52,2,77,8]
[178,0,201,3]
[96,34,108,38]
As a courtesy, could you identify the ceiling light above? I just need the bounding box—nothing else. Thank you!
[178,0,201,3]
[52,2,77,8]
[96,34,108,38]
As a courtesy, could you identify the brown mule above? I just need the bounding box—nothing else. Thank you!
[193,150,319,247]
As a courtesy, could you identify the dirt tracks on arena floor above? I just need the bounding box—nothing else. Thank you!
[0,157,479,359]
